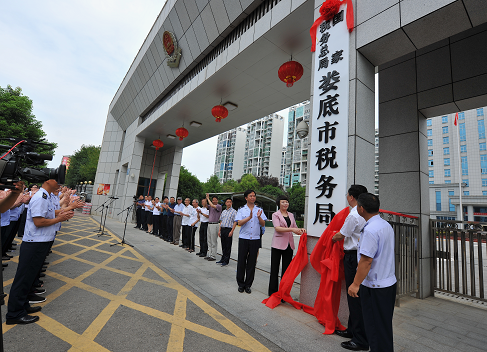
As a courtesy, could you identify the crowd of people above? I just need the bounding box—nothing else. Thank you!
[1,179,396,351]
[135,187,396,352]
[0,181,84,325]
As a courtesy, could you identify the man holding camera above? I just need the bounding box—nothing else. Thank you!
[6,178,78,325]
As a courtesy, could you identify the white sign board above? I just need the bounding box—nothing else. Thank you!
[307,7,350,236]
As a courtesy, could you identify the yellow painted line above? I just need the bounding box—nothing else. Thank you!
[3,216,272,352]
[81,300,120,341]
[36,313,111,352]
[166,292,187,352]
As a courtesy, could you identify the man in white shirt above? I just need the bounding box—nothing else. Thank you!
[180,198,194,249]
[171,197,185,245]
[235,190,267,294]
[187,199,200,253]
[152,197,161,237]
[196,198,209,257]
[332,185,369,351]
[349,193,397,352]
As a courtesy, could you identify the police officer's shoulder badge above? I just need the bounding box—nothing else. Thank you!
[42,193,48,199]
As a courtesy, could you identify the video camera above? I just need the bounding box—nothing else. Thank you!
[0,138,66,187]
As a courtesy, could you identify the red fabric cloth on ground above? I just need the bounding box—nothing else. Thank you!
[262,207,350,335]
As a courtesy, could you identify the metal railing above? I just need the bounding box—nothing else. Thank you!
[380,211,419,301]
[431,219,486,302]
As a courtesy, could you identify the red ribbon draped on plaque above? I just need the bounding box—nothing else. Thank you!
[310,0,354,52]
[262,207,349,334]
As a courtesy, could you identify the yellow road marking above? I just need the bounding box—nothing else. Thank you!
[2,216,271,352]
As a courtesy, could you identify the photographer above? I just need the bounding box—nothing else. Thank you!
[5,178,78,325]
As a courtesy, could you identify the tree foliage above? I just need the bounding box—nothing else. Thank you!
[259,184,284,198]
[222,179,237,192]
[65,145,100,187]
[177,166,204,201]
[287,184,306,217]
[203,174,222,194]
[0,85,56,156]
[234,174,260,193]
[255,175,281,189]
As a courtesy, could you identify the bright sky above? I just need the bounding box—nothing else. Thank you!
[0,0,294,183]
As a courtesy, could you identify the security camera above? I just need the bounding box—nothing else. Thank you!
[296,120,309,139]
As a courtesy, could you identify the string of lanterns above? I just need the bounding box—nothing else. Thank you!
[158,57,303,143]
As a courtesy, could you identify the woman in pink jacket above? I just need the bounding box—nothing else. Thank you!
[269,195,305,296]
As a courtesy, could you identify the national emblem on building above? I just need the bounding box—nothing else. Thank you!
[162,31,182,68]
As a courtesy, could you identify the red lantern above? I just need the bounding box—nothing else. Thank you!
[175,127,189,141]
[152,139,164,150]
[211,105,229,123]
[278,60,303,87]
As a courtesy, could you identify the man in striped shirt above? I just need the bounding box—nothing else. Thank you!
[217,198,237,267]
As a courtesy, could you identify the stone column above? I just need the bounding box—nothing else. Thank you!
[467,205,474,222]
[301,0,376,311]
[158,146,183,199]
[378,55,431,298]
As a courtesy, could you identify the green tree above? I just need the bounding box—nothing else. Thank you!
[255,175,281,189]
[234,174,260,193]
[203,174,222,193]
[177,166,204,201]
[65,145,101,187]
[259,184,284,198]
[222,179,237,192]
[287,184,306,217]
[0,85,56,156]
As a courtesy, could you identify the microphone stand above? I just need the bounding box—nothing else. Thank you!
[93,198,111,233]
[98,197,117,237]
[111,203,134,247]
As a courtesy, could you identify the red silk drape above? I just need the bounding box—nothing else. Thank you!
[262,207,349,334]
[310,0,354,52]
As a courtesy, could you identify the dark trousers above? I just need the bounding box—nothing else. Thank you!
[141,210,147,230]
[198,222,208,254]
[1,223,14,255]
[6,241,53,320]
[220,227,233,264]
[182,225,191,247]
[153,215,160,236]
[161,215,168,239]
[136,208,142,228]
[167,216,174,241]
[344,251,368,347]
[268,245,293,296]
[189,226,197,250]
[361,283,397,352]
[236,238,260,289]
[17,209,27,237]
[5,220,21,254]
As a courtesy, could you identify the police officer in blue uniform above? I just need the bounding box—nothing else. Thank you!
[6,179,74,325]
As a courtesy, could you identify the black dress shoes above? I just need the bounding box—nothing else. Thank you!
[238,286,244,293]
[2,263,7,267]
[335,329,353,338]
[26,306,42,313]
[6,315,39,325]
[244,287,251,294]
[198,253,206,257]
[340,340,369,351]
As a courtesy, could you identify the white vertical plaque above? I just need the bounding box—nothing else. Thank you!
[307,6,350,237]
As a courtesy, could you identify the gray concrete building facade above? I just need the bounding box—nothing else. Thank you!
[93,0,487,305]
[428,107,487,221]
[243,113,284,179]
[283,101,310,188]
[213,126,246,183]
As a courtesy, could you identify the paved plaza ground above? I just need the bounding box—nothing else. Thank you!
[1,213,487,351]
